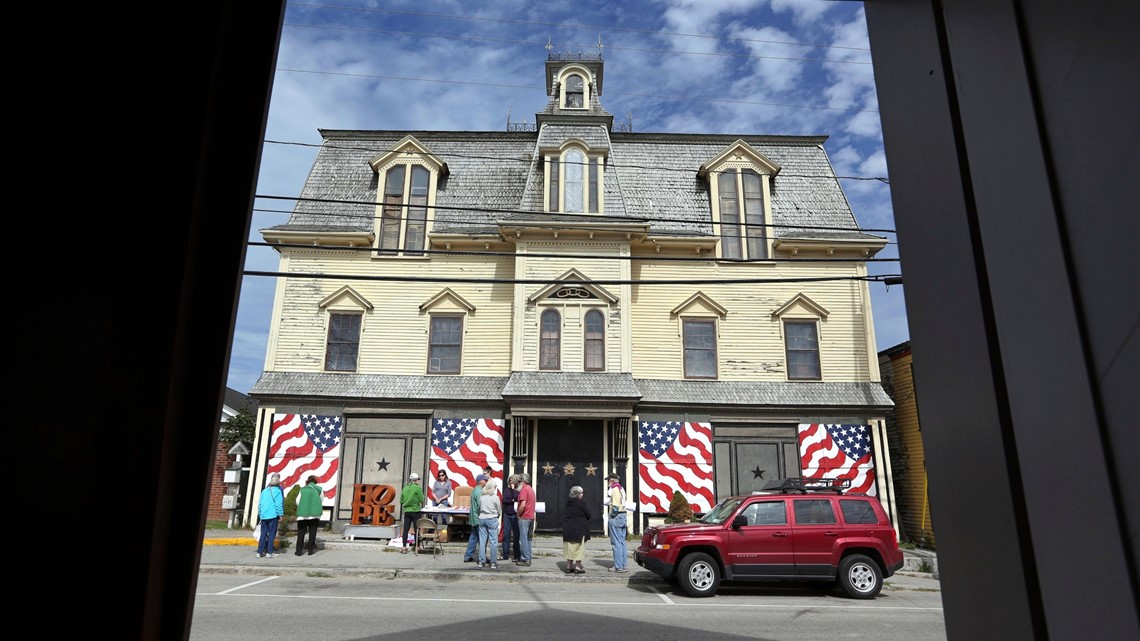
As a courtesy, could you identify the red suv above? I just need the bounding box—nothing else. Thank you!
[635,479,904,598]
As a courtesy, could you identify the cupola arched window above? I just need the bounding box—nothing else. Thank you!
[564,74,584,108]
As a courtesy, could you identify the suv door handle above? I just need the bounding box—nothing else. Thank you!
[825,531,839,537]
[773,532,789,537]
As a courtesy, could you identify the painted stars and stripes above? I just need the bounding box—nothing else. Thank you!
[797,423,877,495]
[638,421,715,514]
[266,414,341,504]
[429,418,505,488]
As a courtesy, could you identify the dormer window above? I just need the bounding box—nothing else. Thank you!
[382,165,429,253]
[564,74,585,108]
[718,169,766,260]
[369,135,448,258]
[546,145,603,213]
[700,141,780,261]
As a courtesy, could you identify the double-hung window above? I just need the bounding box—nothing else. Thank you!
[548,149,602,213]
[717,169,766,260]
[325,313,362,372]
[381,164,429,254]
[428,315,462,374]
[540,309,561,370]
[584,309,605,371]
[682,319,717,379]
[784,321,821,380]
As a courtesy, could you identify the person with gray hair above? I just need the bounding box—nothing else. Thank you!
[255,473,285,558]
[515,472,536,566]
[562,485,592,574]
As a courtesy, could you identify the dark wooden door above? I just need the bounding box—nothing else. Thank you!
[535,419,605,533]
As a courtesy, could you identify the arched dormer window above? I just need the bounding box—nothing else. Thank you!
[564,73,585,108]
[382,165,429,253]
[540,309,561,370]
[546,145,602,214]
[717,169,765,260]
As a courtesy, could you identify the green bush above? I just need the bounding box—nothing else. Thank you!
[283,485,301,530]
[663,491,694,523]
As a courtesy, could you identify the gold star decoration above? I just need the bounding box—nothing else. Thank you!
[585,463,598,476]
[542,462,555,475]
[562,462,576,476]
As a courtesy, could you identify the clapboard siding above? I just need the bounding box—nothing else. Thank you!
[629,257,873,381]
[270,250,515,376]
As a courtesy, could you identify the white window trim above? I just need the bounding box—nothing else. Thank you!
[544,143,605,214]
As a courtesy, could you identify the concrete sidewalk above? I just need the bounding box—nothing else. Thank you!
[200,528,941,592]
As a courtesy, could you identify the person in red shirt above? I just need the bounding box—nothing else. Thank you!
[514,472,536,566]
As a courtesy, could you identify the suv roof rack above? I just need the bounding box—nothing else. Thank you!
[760,478,850,494]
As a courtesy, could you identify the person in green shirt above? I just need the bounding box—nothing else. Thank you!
[399,472,425,554]
[463,475,488,562]
[294,475,324,556]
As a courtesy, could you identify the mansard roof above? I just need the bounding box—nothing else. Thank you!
[266,129,878,244]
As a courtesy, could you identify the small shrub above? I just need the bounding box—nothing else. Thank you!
[664,491,694,524]
[283,485,301,530]
[899,541,916,550]
[918,559,934,573]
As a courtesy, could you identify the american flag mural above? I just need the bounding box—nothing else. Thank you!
[429,418,505,488]
[267,414,341,504]
[638,421,715,513]
[798,423,877,495]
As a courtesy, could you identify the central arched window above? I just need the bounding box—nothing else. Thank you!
[540,309,561,370]
[564,74,584,108]
[547,148,602,214]
[564,150,584,212]
[584,309,605,370]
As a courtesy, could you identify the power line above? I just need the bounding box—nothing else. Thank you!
[242,270,901,287]
[283,22,874,66]
[276,68,880,115]
[264,137,889,182]
[290,3,873,53]
[256,193,898,235]
[248,240,901,263]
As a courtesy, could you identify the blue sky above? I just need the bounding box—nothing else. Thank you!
[227,0,908,394]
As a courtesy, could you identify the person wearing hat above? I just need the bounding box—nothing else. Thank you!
[399,472,425,554]
[604,472,629,573]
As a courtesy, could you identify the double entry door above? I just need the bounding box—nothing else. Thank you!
[534,419,605,533]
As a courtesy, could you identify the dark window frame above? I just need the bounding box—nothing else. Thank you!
[784,320,822,380]
[540,308,561,370]
[324,312,362,372]
[584,308,605,371]
[682,318,718,379]
[427,314,463,374]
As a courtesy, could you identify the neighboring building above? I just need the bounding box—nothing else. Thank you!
[245,53,895,536]
[878,340,935,548]
[206,387,257,523]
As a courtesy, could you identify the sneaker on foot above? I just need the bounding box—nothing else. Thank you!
[476,562,484,568]
[463,557,474,563]
[614,568,629,573]
[308,550,316,556]
[490,564,500,569]
[267,553,277,558]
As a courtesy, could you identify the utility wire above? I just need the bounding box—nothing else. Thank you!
[248,240,901,263]
[262,139,890,184]
[290,3,873,53]
[256,194,898,236]
[242,270,901,286]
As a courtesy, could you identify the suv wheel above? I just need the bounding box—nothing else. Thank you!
[677,552,720,597]
[838,554,882,599]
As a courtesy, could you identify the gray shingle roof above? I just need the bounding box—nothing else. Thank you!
[501,372,642,399]
[264,130,882,243]
[249,372,892,410]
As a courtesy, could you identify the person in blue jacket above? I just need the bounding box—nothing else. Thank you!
[256,473,285,558]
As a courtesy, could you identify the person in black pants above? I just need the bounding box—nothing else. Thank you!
[501,474,522,561]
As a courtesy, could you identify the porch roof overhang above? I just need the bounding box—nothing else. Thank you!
[501,372,640,417]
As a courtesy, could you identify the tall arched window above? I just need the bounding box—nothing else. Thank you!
[564,74,584,108]
[584,309,605,371]
[564,149,584,212]
[716,168,766,260]
[381,164,430,253]
[540,309,561,370]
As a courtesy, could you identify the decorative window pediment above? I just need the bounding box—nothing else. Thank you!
[700,141,780,261]
[528,268,618,304]
[369,136,449,256]
[670,291,728,318]
[319,285,374,311]
[419,287,476,313]
[771,293,829,320]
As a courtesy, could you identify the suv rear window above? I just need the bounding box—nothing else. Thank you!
[793,498,837,524]
[839,498,881,524]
